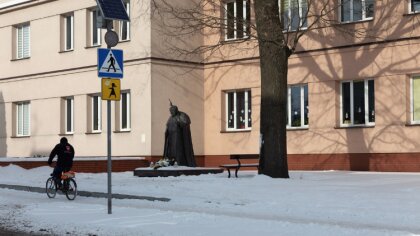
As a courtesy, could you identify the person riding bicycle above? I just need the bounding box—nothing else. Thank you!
[48,137,75,189]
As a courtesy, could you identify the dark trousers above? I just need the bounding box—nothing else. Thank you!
[52,166,70,186]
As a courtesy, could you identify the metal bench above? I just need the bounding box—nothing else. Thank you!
[220,154,259,178]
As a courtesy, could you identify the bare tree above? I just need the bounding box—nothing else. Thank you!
[150,0,372,178]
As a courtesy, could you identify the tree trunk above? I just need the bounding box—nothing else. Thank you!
[254,0,289,178]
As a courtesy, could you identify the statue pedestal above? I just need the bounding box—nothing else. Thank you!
[133,166,223,177]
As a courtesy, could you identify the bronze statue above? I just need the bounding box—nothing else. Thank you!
[163,101,196,167]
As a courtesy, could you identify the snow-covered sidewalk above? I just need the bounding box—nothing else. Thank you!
[0,164,420,236]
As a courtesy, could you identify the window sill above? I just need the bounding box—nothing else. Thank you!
[85,45,101,49]
[403,12,420,17]
[287,127,309,131]
[405,123,420,126]
[283,27,308,33]
[337,18,373,25]
[85,131,102,135]
[222,36,251,44]
[114,130,131,133]
[221,129,252,133]
[59,133,74,136]
[10,57,30,61]
[334,124,375,129]
[118,39,131,43]
[59,49,74,54]
[11,135,30,138]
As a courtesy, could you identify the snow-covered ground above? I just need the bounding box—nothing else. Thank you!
[0,164,420,236]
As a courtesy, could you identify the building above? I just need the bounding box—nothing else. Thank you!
[1,0,420,171]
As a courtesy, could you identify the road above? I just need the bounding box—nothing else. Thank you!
[0,225,48,236]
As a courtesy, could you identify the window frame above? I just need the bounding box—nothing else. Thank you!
[410,76,420,124]
[119,92,131,131]
[340,0,374,23]
[340,79,375,127]
[90,9,102,46]
[280,0,308,31]
[91,95,102,133]
[16,102,30,137]
[223,0,250,41]
[64,97,74,134]
[225,89,252,131]
[16,23,30,59]
[119,0,130,41]
[287,84,309,129]
[63,14,74,51]
[410,0,420,13]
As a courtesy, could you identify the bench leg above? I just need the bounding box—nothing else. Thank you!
[227,169,231,178]
[235,167,239,178]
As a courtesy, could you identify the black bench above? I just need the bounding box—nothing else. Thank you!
[220,154,259,178]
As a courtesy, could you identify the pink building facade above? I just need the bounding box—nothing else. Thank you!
[1,0,420,171]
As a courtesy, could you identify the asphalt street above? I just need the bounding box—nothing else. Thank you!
[0,225,48,236]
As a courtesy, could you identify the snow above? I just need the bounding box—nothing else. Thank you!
[0,156,145,162]
[1,164,420,236]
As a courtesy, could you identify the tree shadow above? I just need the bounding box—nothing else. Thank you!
[289,0,420,170]
[148,0,420,171]
[0,91,7,157]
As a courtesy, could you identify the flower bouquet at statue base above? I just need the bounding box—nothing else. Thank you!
[151,157,176,169]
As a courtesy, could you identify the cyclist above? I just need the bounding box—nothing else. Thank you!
[48,137,75,189]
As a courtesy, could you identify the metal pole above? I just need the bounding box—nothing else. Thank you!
[107,100,112,214]
[106,19,112,215]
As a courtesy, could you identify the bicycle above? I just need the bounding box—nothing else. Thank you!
[45,171,77,200]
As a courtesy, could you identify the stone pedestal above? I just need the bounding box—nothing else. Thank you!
[134,166,224,177]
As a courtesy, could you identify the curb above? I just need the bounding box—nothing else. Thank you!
[0,184,170,202]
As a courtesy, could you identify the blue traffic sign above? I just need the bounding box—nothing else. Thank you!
[98,48,123,79]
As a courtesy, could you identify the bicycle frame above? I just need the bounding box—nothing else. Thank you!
[46,171,77,200]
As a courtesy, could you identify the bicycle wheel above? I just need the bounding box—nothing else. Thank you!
[65,179,77,200]
[46,177,57,198]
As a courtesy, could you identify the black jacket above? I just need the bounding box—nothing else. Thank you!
[48,142,75,169]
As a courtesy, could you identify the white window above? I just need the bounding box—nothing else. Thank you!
[16,102,30,136]
[341,0,374,22]
[410,77,420,124]
[224,0,250,40]
[120,92,131,130]
[287,84,308,128]
[90,9,102,46]
[281,0,308,31]
[63,14,74,51]
[410,0,420,13]
[16,24,30,59]
[119,1,130,41]
[65,97,74,134]
[340,80,375,126]
[92,96,101,132]
[226,90,252,130]
[0,0,31,9]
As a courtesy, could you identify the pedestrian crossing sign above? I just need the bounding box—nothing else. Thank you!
[98,48,123,79]
[101,78,121,101]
